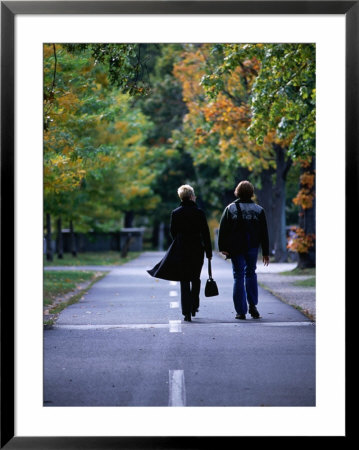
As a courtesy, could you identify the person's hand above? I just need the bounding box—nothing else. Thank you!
[221,251,229,257]
[207,255,212,260]
[263,256,269,266]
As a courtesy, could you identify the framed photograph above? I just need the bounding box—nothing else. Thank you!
[1,1,352,447]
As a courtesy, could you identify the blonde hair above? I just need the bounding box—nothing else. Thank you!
[177,184,195,201]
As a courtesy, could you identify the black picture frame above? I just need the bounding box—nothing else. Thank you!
[1,1,352,447]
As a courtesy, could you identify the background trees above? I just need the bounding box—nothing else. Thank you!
[43,45,166,259]
[172,43,315,265]
[44,43,315,267]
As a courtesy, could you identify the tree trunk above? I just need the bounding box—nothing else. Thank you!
[56,217,63,259]
[272,144,292,262]
[46,213,53,261]
[121,234,133,258]
[256,168,275,256]
[151,221,159,249]
[297,156,316,268]
[69,220,77,257]
[158,222,165,251]
[124,211,134,228]
[297,252,315,269]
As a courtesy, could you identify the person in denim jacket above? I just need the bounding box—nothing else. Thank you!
[218,181,269,320]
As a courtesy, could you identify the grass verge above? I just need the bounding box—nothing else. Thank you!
[258,282,315,321]
[280,267,316,276]
[293,277,315,287]
[43,271,108,328]
[44,270,99,306]
[44,251,141,267]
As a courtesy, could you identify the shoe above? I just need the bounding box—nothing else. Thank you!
[249,304,260,319]
[184,314,191,322]
[235,314,246,320]
[191,309,198,317]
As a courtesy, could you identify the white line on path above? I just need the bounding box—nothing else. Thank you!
[259,321,314,327]
[169,320,182,333]
[53,324,170,330]
[168,370,186,406]
[169,281,177,286]
[170,302,180,309]
[53,321,314,331]
[169,290,178,297]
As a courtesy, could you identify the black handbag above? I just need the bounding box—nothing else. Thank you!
[204,259,219,297]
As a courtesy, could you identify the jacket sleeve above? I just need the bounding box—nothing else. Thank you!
[200,210,213,258]
[218,207,231,253]
[259,209,270,257]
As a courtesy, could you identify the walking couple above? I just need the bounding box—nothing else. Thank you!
[147,181,269,322]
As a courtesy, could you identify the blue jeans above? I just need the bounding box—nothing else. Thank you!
[231,248,259,315]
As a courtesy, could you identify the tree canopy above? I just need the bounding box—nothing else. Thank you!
[44,44,166,232]
[200,43,316,159]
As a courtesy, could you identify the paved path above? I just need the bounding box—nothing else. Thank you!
[44,252,315,407]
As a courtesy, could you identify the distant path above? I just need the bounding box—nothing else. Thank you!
[44,252,315,406]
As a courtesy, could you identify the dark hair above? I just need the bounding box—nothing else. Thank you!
[234,180,254,200]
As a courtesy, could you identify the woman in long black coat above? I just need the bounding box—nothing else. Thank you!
[147,185,212,321]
